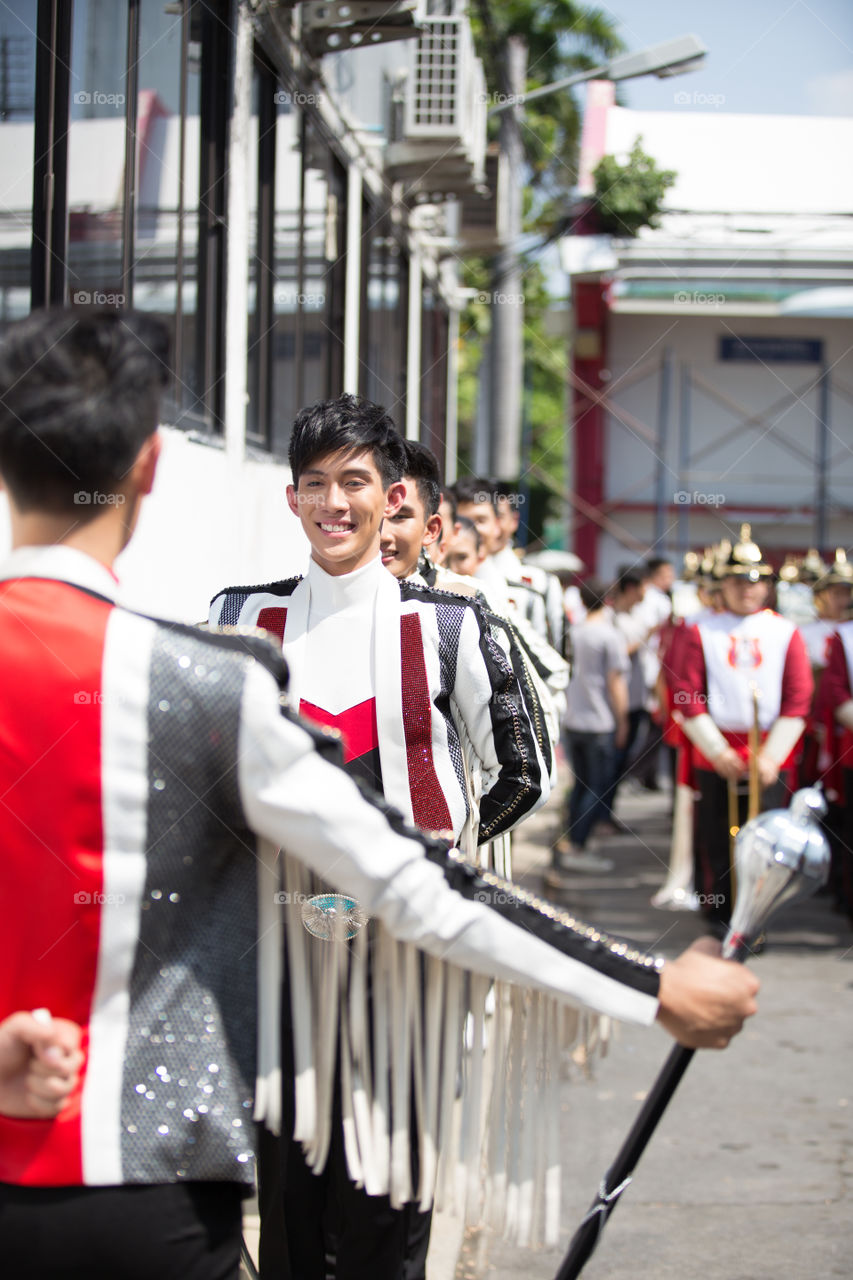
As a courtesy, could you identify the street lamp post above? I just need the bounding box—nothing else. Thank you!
[482,34,707,484]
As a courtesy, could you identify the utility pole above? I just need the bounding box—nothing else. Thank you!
[489,35,526,479]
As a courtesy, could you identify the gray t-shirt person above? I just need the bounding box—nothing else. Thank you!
[564,616,629,732]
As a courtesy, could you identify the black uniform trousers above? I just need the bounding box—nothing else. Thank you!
[257,942,432,1280]
[695,771,786,926]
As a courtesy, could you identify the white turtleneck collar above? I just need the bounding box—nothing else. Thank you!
[305,553,386,620]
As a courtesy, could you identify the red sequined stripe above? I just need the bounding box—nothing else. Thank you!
[256,606,287,644]
[400,613,453,832]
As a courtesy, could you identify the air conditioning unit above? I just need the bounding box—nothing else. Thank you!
[385,13,487,194]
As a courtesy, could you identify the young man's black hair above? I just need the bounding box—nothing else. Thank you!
[288,392,405,490]
[492,478,521,502]
[616,561,649,582]
[579,576,611,613]
[402,439,441,517]
[0,307,169,515]
[451,474,499,513]
[646,556,673,576]
[615,569,645,595]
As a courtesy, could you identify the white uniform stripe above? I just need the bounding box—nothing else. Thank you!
[81,611,155,1185]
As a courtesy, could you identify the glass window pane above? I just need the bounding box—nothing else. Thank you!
[420,286,448,463]
[363,220,407,419]
[268,99,302,453]
[134,0,201,427]
[67,0,129,306]
[0,1,37,331]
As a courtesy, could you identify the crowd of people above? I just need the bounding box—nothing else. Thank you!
[0,306,773,1279]
[555,530,853,935]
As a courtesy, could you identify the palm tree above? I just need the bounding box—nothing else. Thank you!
[471,0,624,212]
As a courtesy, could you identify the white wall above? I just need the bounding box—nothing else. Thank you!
[605,108,853,217]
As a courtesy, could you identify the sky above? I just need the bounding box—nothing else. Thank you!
[593,0,853,117]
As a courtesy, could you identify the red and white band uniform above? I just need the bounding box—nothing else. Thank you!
[818,624,853,919]
[670,608,812,922]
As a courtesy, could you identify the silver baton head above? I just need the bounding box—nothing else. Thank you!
[724,787,830,957]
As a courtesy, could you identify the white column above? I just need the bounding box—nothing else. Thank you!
[405,247,422,441]
[223,0,253,466]
[343,163,363,394]
[444,305,460,483]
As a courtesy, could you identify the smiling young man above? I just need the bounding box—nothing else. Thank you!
[211,397,549,830]
[210,396,554,1277]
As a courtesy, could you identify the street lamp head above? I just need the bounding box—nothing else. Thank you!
[605,34,708,82]
[653,56,707,79]
[487,33,708,115]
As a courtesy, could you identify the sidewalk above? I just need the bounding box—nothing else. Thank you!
[455,780,853,1280]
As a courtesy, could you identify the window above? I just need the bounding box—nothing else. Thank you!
[0,0,37,330]
[24,0,222,432]
[360,209,409,422]
[247,61,348,456]
[419,284,448,464]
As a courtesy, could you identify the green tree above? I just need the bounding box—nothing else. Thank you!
[591,136,676,237]
[456,2,624,539]
[471,1,623,197]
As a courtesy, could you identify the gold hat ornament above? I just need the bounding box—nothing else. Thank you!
[719,525,773,580]
[778,555,801,584]
[798,547,829,585]
[710,539,732,580]
[815,548,853,591]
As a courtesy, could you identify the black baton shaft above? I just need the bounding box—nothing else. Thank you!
[555,936,751,1280]
[554,1042,695,1280]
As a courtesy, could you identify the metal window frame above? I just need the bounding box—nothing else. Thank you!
[31,0,71,307]
[195,0,231,434]
[247,41,278,450]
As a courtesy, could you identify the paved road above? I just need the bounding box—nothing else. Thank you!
[455,782,853,1280]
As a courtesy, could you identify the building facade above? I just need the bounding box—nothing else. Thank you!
[562,83,853,577]
[0,0,489,618]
